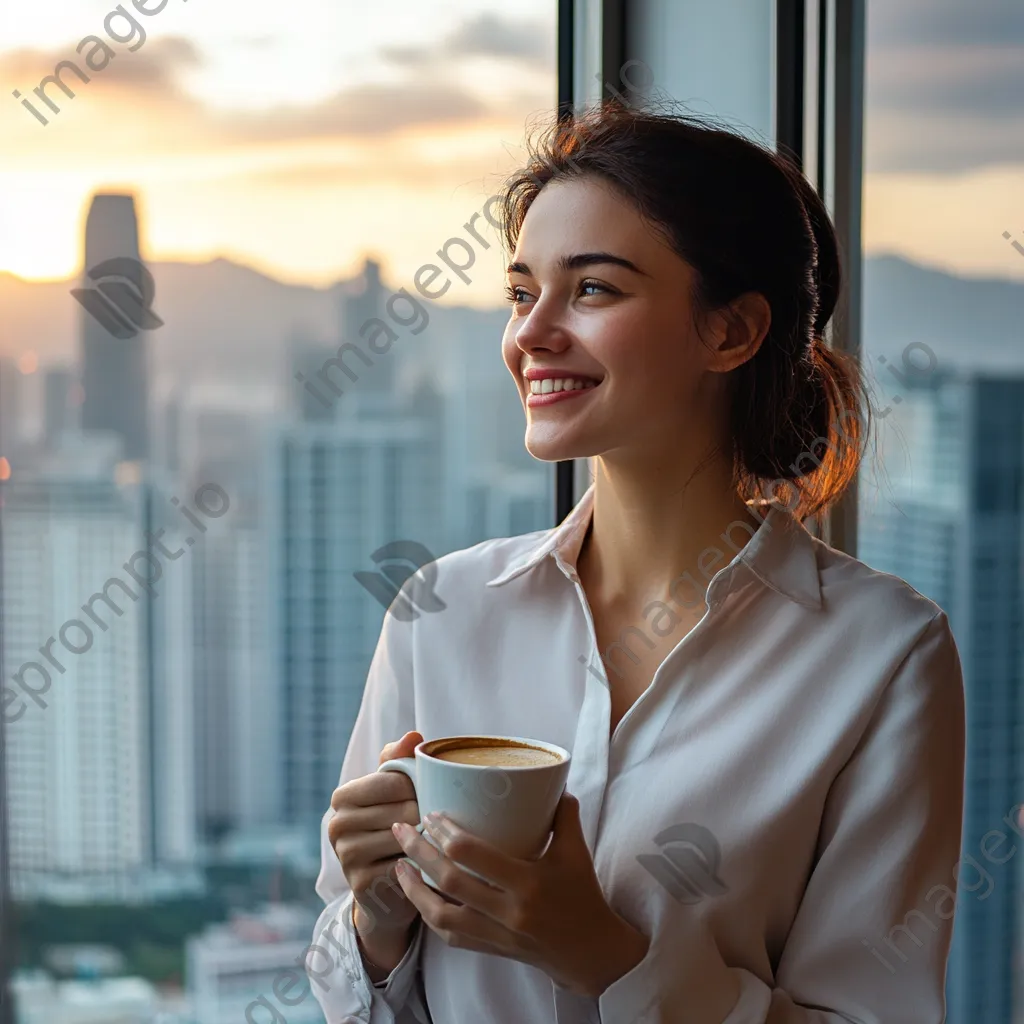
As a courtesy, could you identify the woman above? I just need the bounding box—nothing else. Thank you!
[310,102,966,1023]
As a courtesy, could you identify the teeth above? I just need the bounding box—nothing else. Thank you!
[529,378,598,395]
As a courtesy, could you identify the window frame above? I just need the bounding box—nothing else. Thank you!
[554,0,866,551]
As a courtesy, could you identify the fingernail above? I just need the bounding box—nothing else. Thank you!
[392,822,405,838]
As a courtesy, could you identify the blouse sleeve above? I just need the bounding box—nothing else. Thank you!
[305,603,431,1024]
[594,609,967,1024]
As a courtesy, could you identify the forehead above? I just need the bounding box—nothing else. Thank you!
[513,176,656,260]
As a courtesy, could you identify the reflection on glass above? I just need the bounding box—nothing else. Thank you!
[857,2,1024,1018]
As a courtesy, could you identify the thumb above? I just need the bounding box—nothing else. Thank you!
[549,791,586,853]
[379,730,423,766]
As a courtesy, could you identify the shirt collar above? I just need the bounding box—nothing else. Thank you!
[484,483,822,610]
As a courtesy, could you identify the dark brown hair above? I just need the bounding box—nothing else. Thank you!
[497,101,869,521]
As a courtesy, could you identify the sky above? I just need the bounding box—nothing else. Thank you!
[1,0,1023,302]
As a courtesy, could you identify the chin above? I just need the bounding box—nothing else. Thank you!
[524,431,600,464]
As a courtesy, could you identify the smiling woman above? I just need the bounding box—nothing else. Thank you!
[312,98,966,1024]
[12,0,189,127]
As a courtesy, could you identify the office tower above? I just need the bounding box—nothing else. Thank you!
[427,305,550,548]
[79,193,151,461]
[144,475,198,868]
[193,509,277,838]
[42,366,76,448]
[159,387,182,474]
[859,372,1024,1023]
[290,328,338,424]
[338,258,394,397]
[270,407,440,832]
[1,438,196,899]
[0,356,21,459]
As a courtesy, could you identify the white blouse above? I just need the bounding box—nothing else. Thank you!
[309,483,966,1024]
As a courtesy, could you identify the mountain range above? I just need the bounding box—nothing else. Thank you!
[0,254,1021,387]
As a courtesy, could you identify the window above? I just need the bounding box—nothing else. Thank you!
[0,3,556,1020]
[856,1,1024,1017]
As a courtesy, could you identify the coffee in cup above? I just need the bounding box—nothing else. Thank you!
[430,738,564,768]
[377,734,571,889]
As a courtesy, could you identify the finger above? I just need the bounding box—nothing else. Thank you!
[392,821,511,919]
[333,800,420,833]
[420,814,527,891]
[333,828,405,865]
[334,771,416,809]
[395,862,511,955]
[380,731,423,765]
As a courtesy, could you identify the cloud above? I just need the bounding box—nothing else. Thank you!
[222,81,491,142]
[381,12,552,71]
[868,0,1024,49]
[5,35,202,92]
[864,3,1024,172]
[867,45,1024,117]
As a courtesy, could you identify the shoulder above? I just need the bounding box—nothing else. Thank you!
[811,532,947,637]
[430,527,553,597]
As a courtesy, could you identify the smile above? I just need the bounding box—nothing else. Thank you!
[526,378,601,406]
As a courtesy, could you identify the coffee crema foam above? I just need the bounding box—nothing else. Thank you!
[429,740,562,768]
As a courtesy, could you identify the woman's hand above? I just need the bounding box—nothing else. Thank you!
[328,730,425,974]
[392,791,650,998]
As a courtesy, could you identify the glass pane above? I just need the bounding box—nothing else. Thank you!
[857,1,1024,1016]
[0,3,556,1020]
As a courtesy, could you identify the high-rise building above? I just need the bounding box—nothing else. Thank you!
[79,193,151,461]
[269,397,440,832]
[193,511,278,838]
[426,305,550,549]
[859,372,1024,1023]
[337,258,394,397]
[42,366,76,449]
[0,357,21,461]
[1,438,197,899]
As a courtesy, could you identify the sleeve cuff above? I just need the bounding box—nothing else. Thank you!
[348,896,426,1003]
[308,895,425,1021]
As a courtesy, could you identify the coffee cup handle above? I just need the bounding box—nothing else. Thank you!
[377,758,427,838]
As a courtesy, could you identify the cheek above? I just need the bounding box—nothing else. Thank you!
[591,307,694,389]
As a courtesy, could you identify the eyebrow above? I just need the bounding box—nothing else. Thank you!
[506,252,649,277]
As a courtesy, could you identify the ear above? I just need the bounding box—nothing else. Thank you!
[705,291,771,374]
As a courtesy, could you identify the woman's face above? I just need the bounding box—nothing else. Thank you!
[501,175,756,467]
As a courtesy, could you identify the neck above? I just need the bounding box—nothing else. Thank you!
[577,450,763,609]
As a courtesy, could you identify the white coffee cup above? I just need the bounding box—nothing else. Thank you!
[378,734,571,889]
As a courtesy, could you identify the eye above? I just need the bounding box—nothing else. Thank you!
[579,279,613,297]
[504,284,531,305]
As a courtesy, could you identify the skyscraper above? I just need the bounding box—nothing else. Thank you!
[270,400,440,831]
[859,372,1024,1023]
[79,193,151,461]
[0,357,21,462]
[1,438,197,899]
[42,366,76,449]
[338,258,394,397]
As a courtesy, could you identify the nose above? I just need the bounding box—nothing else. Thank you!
[512,300,572,360]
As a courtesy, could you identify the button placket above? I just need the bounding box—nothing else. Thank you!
[565,577,613,852]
